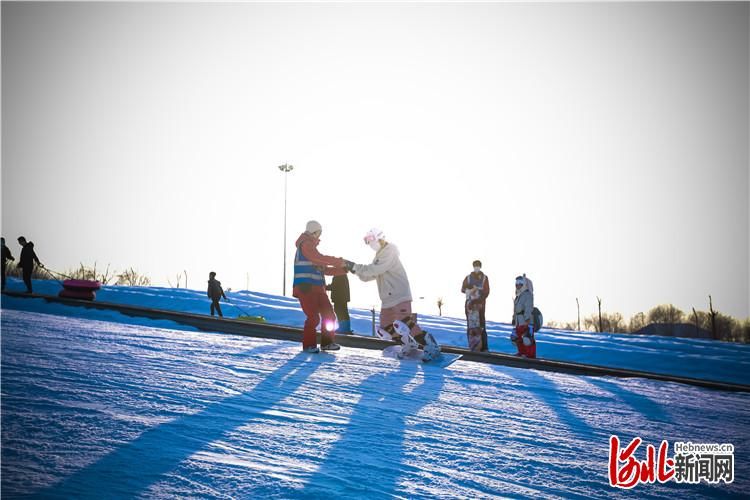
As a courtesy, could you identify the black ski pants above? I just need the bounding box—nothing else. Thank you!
[210,299,223,317]
[22,267,33,293]
[333,300,349,322]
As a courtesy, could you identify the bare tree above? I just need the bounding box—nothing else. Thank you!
[628,312,646,332]
[597,296,603,333]
[167,272,183,289]
[437,297,444,316]
[576,297,581,331]
[709,295,718,340]
[647,304,685,324]
[116,268,151,286]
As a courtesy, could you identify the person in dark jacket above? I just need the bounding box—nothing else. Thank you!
[1,237,15,291]
[207,271,227,317]
[326,274,352,334]
[460,260,490,351]
[17,236,41,293]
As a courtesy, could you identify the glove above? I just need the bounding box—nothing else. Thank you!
[343,260,355,272]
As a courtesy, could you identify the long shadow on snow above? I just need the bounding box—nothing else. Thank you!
[514,369,600,440]
[586,377,672,425]
[302,363,445,498]
[30,345,325,499]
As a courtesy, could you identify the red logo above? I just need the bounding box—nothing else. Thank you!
[608,435,675,488]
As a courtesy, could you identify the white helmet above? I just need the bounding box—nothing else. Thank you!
[363,227,385,245]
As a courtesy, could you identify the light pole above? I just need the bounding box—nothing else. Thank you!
[278,163,294,296]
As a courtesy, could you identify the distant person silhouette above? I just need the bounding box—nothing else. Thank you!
[207,271,227,317]
[17,236,41,293]
[1,237,15,291]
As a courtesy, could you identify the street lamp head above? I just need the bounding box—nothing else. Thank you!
[278,164,294,173]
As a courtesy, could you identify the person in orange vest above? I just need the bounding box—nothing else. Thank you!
[293,220,347,353]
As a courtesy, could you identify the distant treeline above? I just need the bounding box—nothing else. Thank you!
[4,262,150,287]
[548,303,750,344]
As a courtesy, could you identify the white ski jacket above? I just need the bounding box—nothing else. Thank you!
[513,289,534,326]
[353,242,412,309]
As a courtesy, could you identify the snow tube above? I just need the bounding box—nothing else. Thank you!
[58,279,101,301]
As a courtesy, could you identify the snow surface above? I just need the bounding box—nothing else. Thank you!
[2,278,749,498]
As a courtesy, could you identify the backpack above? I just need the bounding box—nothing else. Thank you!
[532,307,543,334]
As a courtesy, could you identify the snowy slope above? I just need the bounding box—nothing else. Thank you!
[2,280,749,498]
[5,278,749,385]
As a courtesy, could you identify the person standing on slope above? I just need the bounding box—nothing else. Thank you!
[326,273,353,334]
[207,271,228,318]
[17,236,42,294]
[511,274,536,358]
[293,220,347,353]
[460,259,490,351]
[1,237,15,292]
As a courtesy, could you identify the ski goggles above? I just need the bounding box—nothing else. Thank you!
[363,234,378,245]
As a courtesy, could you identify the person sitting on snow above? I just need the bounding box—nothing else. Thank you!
[511,274,536,358]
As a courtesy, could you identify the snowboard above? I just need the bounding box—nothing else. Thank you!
[376,319,460,367]
[381,344,461,368]
[465,288,483,352]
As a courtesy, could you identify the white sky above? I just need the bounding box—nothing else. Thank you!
[2,2,748,324]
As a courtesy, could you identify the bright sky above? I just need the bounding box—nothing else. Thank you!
[2,2,748,325]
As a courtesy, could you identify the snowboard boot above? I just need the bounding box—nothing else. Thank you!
[393,320,419,358]
[304,346,320,354]
[375,327,394,341]
[421,332,441,362]
[321,343,341,351]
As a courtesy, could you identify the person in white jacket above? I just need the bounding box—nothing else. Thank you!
[344,228,424,339]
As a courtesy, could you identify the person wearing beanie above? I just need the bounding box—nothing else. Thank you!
[293,220,347,353]
[460,259,491,351]
[207,271,228,317]
[510,274,536,358]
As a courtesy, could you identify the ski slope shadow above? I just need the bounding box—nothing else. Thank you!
[301,363,446,498]
[514,369,601,439]
[585,377,672,425]
[31,346,325,499]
